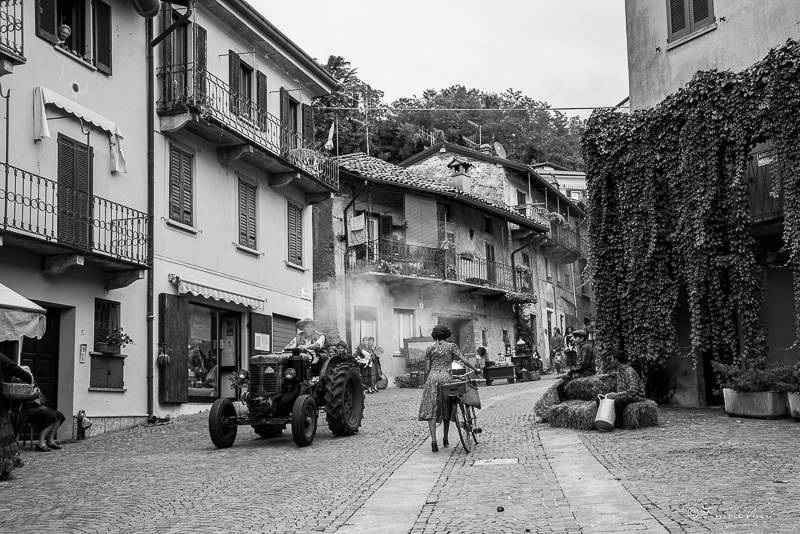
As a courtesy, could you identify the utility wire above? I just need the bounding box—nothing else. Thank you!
[312,106,628,112]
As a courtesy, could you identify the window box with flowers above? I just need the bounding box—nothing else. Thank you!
[96,328,134,355]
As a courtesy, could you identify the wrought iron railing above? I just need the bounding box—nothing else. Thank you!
[347,239,534,294]
[747,148,783,223]
[548,223,582,256]
[1,162,150,266]
[156,63,338,190]
[0,0,23,60]
[508,204,551,230]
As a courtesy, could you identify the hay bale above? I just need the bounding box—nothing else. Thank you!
[564,373,617,401]
[548,400,597,430]
[622,399,659,429]
[534,384,561,421]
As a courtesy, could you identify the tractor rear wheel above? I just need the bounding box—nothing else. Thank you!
[209,398,238,448]
[291,394,317,447]
[325,364,365,436]
[252,424,283,439]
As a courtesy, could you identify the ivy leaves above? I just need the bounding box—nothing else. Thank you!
[582,39,800,371]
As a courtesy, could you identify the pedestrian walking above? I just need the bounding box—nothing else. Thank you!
[418,325,480,452]
[355,336,377,393]
[0,352,33,481]
[550,328,565,373]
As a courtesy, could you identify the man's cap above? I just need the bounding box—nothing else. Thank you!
[297,318,318,328]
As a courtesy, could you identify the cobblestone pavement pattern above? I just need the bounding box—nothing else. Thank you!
[2,379,799,534]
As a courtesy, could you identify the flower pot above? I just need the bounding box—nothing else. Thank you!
[95,342,121,354]
[722,388,788,419]
[787,392,800,421]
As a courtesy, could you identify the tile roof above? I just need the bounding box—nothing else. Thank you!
[336,153,549,230]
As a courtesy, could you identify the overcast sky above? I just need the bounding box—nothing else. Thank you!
[251,0,629,118]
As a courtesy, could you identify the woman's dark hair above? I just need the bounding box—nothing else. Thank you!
[431,324,452,340]
[566,326,574,334]
[613,351,628,364]
[476,346,487,357]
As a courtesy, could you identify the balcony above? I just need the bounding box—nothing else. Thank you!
[0,0,24,66]
[347,239,534,295]
[156,63,338,194]
[1,162,150,271]
[531,222,583,263]
[509,204,550,232]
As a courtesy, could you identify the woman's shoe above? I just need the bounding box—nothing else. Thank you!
[45,442,62,450]
[431,441,439,452]
[35,444,51,452]
[442,437,449,448]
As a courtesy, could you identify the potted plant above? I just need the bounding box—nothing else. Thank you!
[713,362,793,419]
[97,328,134,354]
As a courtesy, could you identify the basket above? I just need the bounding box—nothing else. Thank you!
[440,380,467,397]
[2,382,38,400]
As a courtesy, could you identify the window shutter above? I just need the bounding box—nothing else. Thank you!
[667,0,689,41]
[158,293,189,403]
[168,145,183,221]
[280,87,290,150]
[249,312,273,354]
[272,314,298,353]
[195,24,207,98]
[180,149,193,225]
[94,0,112,75]
[302,103,314,145]
[57,137,76,246]
[287,202,303,265]
[229,50,240,113]
[238,180,257,249]
[691,0,714,26]
[380,215,393,238]
[74,143,93,249]
[90,357,108,388]
[256,71,268,130]
[107,358,124,389]
[404,193,438,247]
[36,0,57,43]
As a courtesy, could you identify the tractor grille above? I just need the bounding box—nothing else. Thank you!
[250,363,281,395]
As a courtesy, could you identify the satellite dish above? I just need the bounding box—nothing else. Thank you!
[493,142,507,159]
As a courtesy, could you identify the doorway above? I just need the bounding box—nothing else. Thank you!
[187,304,240,402]
[20,307,61,409]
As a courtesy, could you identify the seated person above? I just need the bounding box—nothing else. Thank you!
[283,318,327,376]
[595,351,645,428]
[23,388,66,452]
[556,329,594,399]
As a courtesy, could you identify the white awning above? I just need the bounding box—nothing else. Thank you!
[169,275,264,310]
[33,86,127,173]
[0,283,46,342]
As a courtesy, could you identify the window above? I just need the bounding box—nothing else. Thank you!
[394,309,415,351]
[168,144,193,226]
[481,329,487,347]
[187,303,240,402]
[485,242,496,283]
[667,0,714,43]
[279,88,301,149]
[516,191,527,214]
[36,0,112,74]
[355,306,377,344]
[545,256,552,281]
[94,298,120,351]
[287,202,303,265]
[569,190,583,201]
[238,179,257,249]
[483,216,495,236]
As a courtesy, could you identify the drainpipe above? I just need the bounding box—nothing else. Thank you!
[342,180,369,349]
[146,17,155,417]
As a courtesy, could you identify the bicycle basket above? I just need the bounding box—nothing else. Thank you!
[440,381,467,397]
[462,381,481,409]
[2,382,38,400]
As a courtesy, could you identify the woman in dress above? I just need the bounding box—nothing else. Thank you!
[24,388,66,452]
[0,352,34,480]
[418,325,480,452]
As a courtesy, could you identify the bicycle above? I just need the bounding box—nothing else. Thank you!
[440,371,482,452]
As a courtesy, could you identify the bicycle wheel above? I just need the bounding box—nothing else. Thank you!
[452,401,471,453]
[467,406,479,444]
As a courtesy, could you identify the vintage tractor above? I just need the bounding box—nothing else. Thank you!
[208,343,365,448]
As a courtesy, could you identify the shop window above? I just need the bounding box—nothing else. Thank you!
[187,303,240,402]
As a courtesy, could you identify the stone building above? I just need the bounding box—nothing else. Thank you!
[624,0,799,405]
[401,142,592,364]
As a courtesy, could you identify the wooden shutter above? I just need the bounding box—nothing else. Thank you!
[256,71,268,129]
[74,142,92,249]
[280,87,290,150]
[667,0,689,41]
[249,313,273,354]
[36,0,57,43]
[691,0,714,26]
[238,180,257,249]
[287,202,303,265]
[94,0,112,75]
[168,145,193,225]
[302,103,314,145]
[229,50,240,113]
[195,24,207,97]
[404,193,438,247]
[57,135,92,250]
[158,293,189,403]
[272,315,298,353]
[380,215,393,238]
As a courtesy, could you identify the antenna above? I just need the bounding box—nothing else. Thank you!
[493,141,507,159]
[466,119,482,145]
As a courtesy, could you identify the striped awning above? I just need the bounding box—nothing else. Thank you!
[169,275,264,310]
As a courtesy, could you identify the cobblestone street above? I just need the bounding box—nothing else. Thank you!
[1,378,798,533]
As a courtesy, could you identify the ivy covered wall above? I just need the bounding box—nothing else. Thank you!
[582,39,800,376]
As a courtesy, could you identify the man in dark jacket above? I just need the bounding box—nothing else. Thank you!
[555,330,594,399]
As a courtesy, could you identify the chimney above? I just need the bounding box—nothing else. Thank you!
[446,159,472,193]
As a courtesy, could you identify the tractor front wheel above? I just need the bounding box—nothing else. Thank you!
[325,364,365,436]
[291,394,317,447]
[209,398,238,448]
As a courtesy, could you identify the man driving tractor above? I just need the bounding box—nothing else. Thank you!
[283,318,327,377]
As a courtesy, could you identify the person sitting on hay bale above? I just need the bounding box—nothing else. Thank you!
[595,351,645,429]
[555,330,595,399]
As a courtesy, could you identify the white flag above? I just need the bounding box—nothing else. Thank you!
[324,121,335,151]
